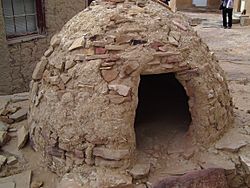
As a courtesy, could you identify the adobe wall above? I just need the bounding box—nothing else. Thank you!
[174,0,220,10]
[207,0,220,9]
[246,0,250,15]
[0,0,87,94]
[176,0,193,9]
[0,3,11,95]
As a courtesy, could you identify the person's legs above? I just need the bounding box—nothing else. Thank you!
[228,8,233,28]
[222,9,227,28]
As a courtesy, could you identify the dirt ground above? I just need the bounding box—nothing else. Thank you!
[0,11,250,188]
[187,12,250,112]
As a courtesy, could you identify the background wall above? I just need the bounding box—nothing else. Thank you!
[207,0,220,9]
[0,0,87,94]
[172,0,220,10]
[176,0,193,9]
[246,0,250,15]
[0,3,11,95]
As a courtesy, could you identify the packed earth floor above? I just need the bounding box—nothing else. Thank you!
[0,11,250,188]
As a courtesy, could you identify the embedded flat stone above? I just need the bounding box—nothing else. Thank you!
[65,61,76,70]
[169,31,181,41]
[68,37,85,51]
[122,61,139,76]
[46,146,65,158]
[85,54,109,60]
[0,116,14,124]
[165,55,182,63]
[215,128,249,152]
[60,74,72,84]
[50,34,61,47]
[216,141,247,152]
[101,69,119,82]
[93,41,108,47]
[7,156,18,165]
[134,184,146,188]
[93,147,129,161]
[32,57,48,80]
[148,60,161,65]
[74,54,85,61]
[105,45,128,51]
[198,152,236,174]
[153,168,228,188]
[0,155,7,168]
[115,34,134,44]
[240,155,250,174]
[95,47,107,54]
[0,131,8,146]
[9,107,28,122]
[161,63,174,69]
[0,97,10,115]
[153,51,180,57]
[129,163,151,179]
[95,157,124,168]
[11,92,29,103]
[98,170,133,188]
[0,170,31,188]
[0,121,8,131]
[0,182,15,188]
[44,46,54,57]
[17,126,29,149]
[168,36,179,46]
[108,84,131,96]
[172,20,188,31]
[101,62,116,68]
[108,94,129,104]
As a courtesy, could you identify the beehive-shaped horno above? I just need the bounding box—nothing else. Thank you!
[28,0,233,174]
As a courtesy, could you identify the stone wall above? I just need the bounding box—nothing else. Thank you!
[0,0,87,94]
[0,3,11,95]
[28,0,233,175]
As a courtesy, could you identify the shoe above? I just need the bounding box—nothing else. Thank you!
[223,26,227,29]
[228,27,232,29]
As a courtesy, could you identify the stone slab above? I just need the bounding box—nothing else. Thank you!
[0,182,15,188]
[0,170,31,188]
[93,147,129,161]
[0,131,8,146]
[153,168,229,188]
[32,57,48,80]
[17,126,29,149]
[0,121,8,131]
[240,154,250,174]
[11,92,29,103]
[129,163,151,179]
[215,128,250,152]
[9,107,28,122]
[0,155,7,168]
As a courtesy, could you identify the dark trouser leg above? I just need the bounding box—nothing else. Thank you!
[228,8,233,27]
[222,9,227,27]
